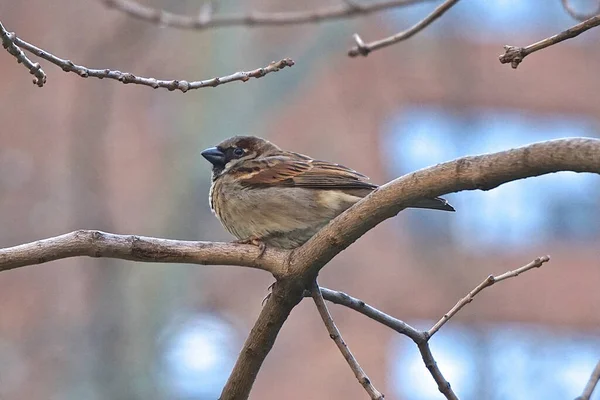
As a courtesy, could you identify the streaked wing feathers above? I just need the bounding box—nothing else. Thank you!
[239,156,377,190]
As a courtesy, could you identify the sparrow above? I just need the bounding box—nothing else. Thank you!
[202,136,454,250]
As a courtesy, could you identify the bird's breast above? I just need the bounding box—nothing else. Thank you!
[209,180,365,245]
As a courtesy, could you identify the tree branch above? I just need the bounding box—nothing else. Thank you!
[319,287,421,341]
[416,341,457,399]
[1,139,599,399]
[0,21,46,86]
[0,230,288,276]
[290,138,600,279]
[427,255,550,337]
[101,0,437,30]
[0,20,294,91]
[311,282,384,400]
[314,252,549,400]
[315,287,458,399]
[561,0,600,22]
[576,361,600,400]
[220,278,305,399]
[348,0,460,57]
[499,14,600,69]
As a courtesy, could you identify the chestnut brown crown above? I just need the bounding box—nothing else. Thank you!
[201,136,282,178]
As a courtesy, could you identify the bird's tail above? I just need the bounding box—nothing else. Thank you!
[409,197,455,212]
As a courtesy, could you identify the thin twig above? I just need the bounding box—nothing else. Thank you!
[499,15,600,69]
[101,0,436,30]
[0,20,294,91]
[576,361,600,400]
[318,288,421,341]
[348,0,460,57]
[310,281,384,400]
[561,0,600,22]
[315,253,551,400]
[315,288,458,400]
[427,256,550,337]
[417,342,457,399]
[0,21,46,86]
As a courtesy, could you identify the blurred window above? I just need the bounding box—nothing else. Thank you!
[389,321,600,400]
[160,313,239,399]
[382,106,600,251]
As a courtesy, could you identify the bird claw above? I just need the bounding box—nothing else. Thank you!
[234,237,267,258]
[261,281,276,306]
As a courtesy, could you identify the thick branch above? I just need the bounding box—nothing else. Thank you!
[0,20,294,91]
[0,230,287,276]
[576,361,600,400]
[428,255,550,337]
[101,0,436,30]
[220,278,305,399]
[311,282,384,400]
[348,0,460,57]
[290,138,600,277]
[499,15,600,69]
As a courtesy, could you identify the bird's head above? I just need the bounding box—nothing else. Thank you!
[201,136,281,178]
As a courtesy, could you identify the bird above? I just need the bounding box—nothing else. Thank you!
[202,136,454,250]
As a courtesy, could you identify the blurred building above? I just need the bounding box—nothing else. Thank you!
[0,0,599,399]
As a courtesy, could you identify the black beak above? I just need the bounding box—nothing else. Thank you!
[201,147,225,167]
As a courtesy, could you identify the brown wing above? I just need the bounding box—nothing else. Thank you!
[239,156,377,191]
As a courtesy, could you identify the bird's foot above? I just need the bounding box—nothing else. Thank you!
[261,281,276,306]
[234,237,267,258]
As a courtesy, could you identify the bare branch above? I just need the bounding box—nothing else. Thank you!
[0,20,294,91]
[2,139,599,399]
[101,0,436,30]
[316,288,458,400]
[427,255,550,337]
[221,279,305,399]
[316,253,551,399]
[0,21,46,86]
[416,342,457,399]
[290,138,600,279]
[576,361,600,400]
[499,15,600,69]
[348,0,460,57]
[316,287,420,343]
[318,287,421,340]
[0,230,288,276]
[310,282,384,400]
[561,0,600,22]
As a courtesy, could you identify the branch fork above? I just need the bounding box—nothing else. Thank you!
[0,139,598,399]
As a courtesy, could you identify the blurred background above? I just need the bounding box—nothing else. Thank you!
[1,0,599,399]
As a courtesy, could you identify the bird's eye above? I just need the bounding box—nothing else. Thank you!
[233,148,244,157]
